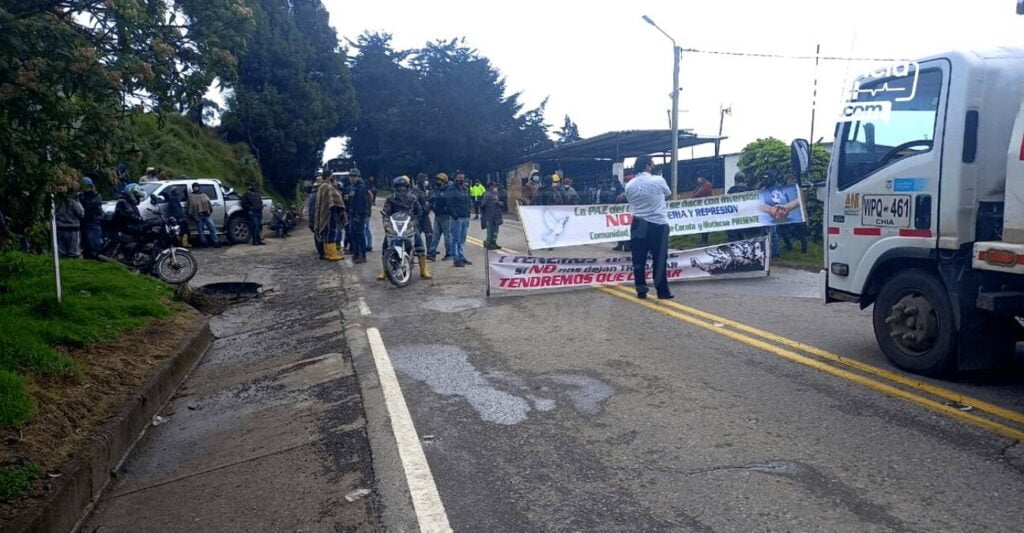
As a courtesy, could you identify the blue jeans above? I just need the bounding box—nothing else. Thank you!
[248,212,263,244]
[429,215,452,256]
[197,215,219,247]
[83,223,103,258]
[450,217,470,261]
[364,217,372,250]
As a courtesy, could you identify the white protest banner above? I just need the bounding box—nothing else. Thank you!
[518,184,805,250]
[488,236,770,292]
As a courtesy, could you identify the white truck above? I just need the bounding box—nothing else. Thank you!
[103,178,272,245]
[820,47,1024,375]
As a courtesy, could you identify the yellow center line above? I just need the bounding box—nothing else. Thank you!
[605,284,1024,428]
[466,235,520,254]
[597,286,1024,441]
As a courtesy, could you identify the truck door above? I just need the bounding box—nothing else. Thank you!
[827,60,949,298]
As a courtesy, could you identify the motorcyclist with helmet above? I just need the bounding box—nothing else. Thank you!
[112,183,146,237]
[377,176,428,281]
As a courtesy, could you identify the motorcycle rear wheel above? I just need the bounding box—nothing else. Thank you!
[383,248,412,288]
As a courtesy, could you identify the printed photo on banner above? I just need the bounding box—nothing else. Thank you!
[488,236,770,292]
[517,185,806,250]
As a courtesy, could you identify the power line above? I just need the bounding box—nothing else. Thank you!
[680,47,908,62]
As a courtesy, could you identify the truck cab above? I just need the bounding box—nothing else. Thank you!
[824,48,1024,375]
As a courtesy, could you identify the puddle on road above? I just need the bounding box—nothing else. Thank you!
[392,345,615,424]
[391,345,530,425]
[421,297,483,313]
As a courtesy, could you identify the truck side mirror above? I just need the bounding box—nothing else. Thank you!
[150,193,164,204]
[790,138,810,185]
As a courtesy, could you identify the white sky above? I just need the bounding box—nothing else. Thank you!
[322,0,1024,162]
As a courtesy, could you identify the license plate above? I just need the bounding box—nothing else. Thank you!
[861,194,911,227]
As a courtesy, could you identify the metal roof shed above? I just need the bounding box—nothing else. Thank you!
[522,129,721,162]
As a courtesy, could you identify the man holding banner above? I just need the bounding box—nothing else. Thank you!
[625,155,673,300]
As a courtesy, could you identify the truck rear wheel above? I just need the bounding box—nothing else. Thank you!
[872,269,956,376]
[227,215,250,244]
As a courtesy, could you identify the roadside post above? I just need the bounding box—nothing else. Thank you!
[50,196,62,303]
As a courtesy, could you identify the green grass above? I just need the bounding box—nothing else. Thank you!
[669,230,824,271]
[0,463,42,502]
[0,251,172,427]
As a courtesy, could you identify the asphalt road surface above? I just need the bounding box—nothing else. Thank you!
[345,208,1024,532]
[85,206,1024,532]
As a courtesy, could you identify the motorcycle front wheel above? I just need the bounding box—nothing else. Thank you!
[383,247,412,288]
[155,249,198,284]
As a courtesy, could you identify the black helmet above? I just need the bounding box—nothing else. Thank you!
[393,176,410,189]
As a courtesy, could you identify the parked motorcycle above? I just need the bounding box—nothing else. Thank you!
[269,204,297,238]
[102,210,198,284]
[382,211,417,287]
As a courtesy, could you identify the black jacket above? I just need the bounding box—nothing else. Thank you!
[241,191,263,214]
[430,183,450,217]
[481,191,504,228]
[382,190,421,218]
[162,191,186,220]
[448,184,471,218]
[347,180,370,219]
[80,190,104,225]
[112,195,143,232]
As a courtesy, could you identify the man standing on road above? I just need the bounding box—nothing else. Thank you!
[449,172,473,267]
[241,184,265,246]
[470,179,485,219]
[161,188,189,247]
[316,177,347,261]
[346,171,370,264]
[411,172,433,278]
[188,183,220,248]
[481,182,504,250]
[692,176,714,246]
[79,177,105,259]
[625,155,673,300]
[427,172,452,261]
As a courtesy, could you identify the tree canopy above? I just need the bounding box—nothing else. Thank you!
[0,0,253,228]
[220,0,357,192]
[556,115,582,145]
[348,34,553,181]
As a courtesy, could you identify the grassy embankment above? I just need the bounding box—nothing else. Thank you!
[0,252,171,500]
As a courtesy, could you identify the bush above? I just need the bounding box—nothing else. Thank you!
[0,463,43,502]
[0,370,35,428]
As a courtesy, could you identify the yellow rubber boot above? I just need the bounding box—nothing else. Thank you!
[419,255,432,279]
[377,269,387,281]
[324,242,342,261]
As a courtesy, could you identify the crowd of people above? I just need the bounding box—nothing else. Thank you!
[306,169,505,279]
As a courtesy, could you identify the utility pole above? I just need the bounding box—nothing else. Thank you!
[643,15,680,197]
[716,105,731,158]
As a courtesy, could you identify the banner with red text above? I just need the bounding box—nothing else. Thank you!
[488,237,770,292]
[517,184,805,250]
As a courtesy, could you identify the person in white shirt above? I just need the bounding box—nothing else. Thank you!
[624,155,673,300]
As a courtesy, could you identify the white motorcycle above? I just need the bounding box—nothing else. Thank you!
[382,212,417,288]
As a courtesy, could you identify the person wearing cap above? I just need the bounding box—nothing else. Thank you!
[188,183,220,248]
[625,155,673,300]
[346,170,370,263]
[54,182,84,258]
[469,179,485,219]
[480,182,504,249]
[427,172,453,261]
[316,176,347,261]
[561,176,579,205]
[138,167,158,183]
[79,177,105,259]
[448,172,473,267]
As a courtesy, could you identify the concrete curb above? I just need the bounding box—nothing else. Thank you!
[340,281,419,532]
[3,317,213,533]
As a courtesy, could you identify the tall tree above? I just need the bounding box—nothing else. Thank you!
[556,115,582,144]
[220,0,357,193]
[0,0,253,229]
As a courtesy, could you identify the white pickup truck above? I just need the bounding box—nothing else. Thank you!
[103,178,273,244]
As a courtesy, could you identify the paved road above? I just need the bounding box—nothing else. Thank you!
[86,237,377,532]
[346,210,1024,532]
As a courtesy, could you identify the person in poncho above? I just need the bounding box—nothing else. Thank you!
[316,178,348,261]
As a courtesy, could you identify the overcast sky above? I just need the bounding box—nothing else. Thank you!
[321,0,1024,162]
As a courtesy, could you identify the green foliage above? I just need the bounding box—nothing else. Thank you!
[556,115,582,145]
[0,462,42,502]
[0,1,254,231]
[0,371,35,428]
[737,137,830,241]
[118,113,264,193]
[221,0,357,194]
[348,33,553,180]
[0,251,172,427]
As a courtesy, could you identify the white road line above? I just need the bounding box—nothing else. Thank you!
[365,328,452,533]
[358,297,372,316]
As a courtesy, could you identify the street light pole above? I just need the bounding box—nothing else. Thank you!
[642,15,679,197]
